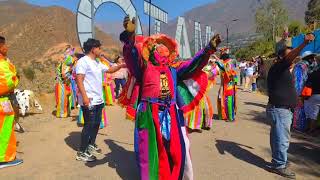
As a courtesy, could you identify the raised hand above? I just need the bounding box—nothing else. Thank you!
[123,15,136,33]
[210,34,222,49]
[304,33,315,43]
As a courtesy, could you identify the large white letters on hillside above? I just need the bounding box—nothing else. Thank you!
[175,17,191,59]
[76,0,143,50]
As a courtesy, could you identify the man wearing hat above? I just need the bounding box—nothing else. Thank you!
[292,51,319,132]
[266,33,315,179]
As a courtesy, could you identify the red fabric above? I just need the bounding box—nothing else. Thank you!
[301,87,312,97]
[168,106,182,179]
[151,104,171,180]
[141,64,161,98]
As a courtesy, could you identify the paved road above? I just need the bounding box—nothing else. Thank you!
[1,85,320,180]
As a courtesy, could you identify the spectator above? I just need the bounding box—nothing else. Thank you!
[113,56,128,98]
[244,62,254,91]
[257,58,266,89]
[252,71,259,92]
[75,38,125,162]
[266,33,315,179]
[238,60,247,86]
[303,66,320,135]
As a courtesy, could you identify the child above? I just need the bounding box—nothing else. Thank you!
[252,72,259,92]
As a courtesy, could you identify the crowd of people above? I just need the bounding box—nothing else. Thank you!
[238,56,265,92]
[0,16,319,179]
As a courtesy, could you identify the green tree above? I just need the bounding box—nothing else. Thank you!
[235,39,274,59]
[288,21,303,36]
[305,0,320,29]
[23,67,35,82]
[255,0,289,40]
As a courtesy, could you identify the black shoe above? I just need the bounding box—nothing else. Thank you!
[76,151,96,162]
[88,144,102,155]
[267,166,296,179]
[202,127,211,131]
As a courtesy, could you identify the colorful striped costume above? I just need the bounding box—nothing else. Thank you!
[100,59,116,106]
[103,73,116,106]
[0,57,19,163]
[55,60,72,118]
[120,33,216,180]
[216,59,237,121]
[184,95,213,130]
[292,60,318,131]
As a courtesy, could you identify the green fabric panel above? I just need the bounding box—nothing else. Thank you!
[0,114,14,162]
[177,82,194,105]
[200,100,205,127]
[227,96,233,121]
[136,103,159,179]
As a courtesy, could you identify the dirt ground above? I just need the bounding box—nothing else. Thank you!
[1,85,320,180]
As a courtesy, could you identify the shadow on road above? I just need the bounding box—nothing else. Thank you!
[289,142,320,164]
[64,132,81,151]
[288,142,320,177]
[215,140,267,169]
[244,110,269,125]
[85,139,138,180]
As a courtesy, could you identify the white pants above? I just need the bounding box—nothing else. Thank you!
[304,94,320,120]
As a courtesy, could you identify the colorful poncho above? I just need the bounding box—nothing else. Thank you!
[119,32,216,180]
[292,60,319,131]
[55,56,74,118]
[216,59,237,121]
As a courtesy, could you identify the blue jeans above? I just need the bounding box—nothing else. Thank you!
[252,83,257,91]
[114,78,126,98]
[240,70,246,86]
[266,105,293,169]
[80,103,104,152]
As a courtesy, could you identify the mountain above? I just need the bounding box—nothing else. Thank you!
[162,0,309,43]
[0,0,121,92]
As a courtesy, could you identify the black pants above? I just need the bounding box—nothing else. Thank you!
[80,103,104,152]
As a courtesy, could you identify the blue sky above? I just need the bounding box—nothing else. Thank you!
[26,0,216,24]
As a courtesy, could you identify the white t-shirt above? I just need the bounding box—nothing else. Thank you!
[246,66,254,76]
[76,55,109,106]
[239,62,247,69]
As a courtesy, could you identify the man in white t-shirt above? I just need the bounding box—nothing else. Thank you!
[75,38,125,162]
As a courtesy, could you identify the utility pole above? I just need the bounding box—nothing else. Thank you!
[226,24,229,48]
[91,0,95,38]
[149,0,152,36]
[224,19,238,48]
[272,10,276,42]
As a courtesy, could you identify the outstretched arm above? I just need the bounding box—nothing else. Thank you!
[285,33,315,64]
[177,34,221,79]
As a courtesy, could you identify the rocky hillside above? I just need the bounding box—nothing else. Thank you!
[0,0,121,93]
